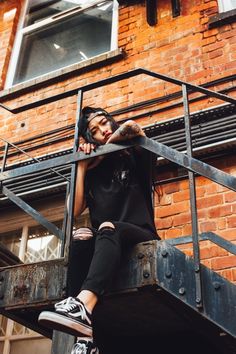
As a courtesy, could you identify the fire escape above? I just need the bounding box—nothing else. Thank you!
[0,68,236,353]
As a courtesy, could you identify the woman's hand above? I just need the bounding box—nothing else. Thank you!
[106,120,145,144]
[79,141,95,155]
[78,140,103,170]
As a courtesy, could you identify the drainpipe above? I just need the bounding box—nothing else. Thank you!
[171,0,181,17]
[146,0,157,26]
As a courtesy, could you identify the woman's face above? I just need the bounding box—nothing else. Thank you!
[88,115,113,144]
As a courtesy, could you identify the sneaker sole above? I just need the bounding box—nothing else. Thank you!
[38,311,92,337]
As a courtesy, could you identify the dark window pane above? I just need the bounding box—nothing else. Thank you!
[14,3,113,85]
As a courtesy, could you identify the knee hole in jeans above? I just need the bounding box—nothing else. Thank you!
[98,221,115,235]
[98,221,115,230]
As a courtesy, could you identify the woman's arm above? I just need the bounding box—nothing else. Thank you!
[73,142,104,219]
[106,120,145,144]
[73,160,88,219]
[72,141,93,219]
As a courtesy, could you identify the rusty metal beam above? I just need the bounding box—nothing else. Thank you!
[2,186,63,240]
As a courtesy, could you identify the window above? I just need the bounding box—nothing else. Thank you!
[5,0,118,87]
[218,0,236,12]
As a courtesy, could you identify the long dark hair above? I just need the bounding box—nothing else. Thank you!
[78,106,119,145]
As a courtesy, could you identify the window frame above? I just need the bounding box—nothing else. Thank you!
[5,0,119,89]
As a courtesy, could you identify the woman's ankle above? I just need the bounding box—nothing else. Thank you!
[77,290,98,313]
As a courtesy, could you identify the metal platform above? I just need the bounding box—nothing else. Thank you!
[0,239,236,353]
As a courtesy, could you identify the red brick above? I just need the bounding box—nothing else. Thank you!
[201,259,212,268]
[218,218,227,230]
[196,187,205,198]
[232,268,236,281]
[203,28,218,38]
[182,223,193,236]
[227,216,236,228]
[218,230,236,241]
[173,213,191,227]
[202,40,225,53]
[197,195,223,209]
[209,49,223,59]
[217,28,236,40]
[211,255,236,270]
[200,221,217,232]
[179,180,189,190]
[159,194,172,206]
[165,228,183,239]
[200,246,228,260]
[173,190,190,203]
[157,230,165,240]
[208,205,232,218]
[182,249,193,257]
[196,177,211,186]
[162,183,180,194]
[218,269,233,281]
[156,217,173,230]
[156,201,190,218]
[225,192,236,203]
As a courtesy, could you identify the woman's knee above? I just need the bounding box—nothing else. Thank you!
[97,222,116,238]
[98,221,115,230]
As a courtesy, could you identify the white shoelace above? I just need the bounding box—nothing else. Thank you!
[55,297,77,310]
[55,297,88,321]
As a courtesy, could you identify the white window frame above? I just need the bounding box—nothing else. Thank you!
[5,0,119,89]
[218,0,236,13]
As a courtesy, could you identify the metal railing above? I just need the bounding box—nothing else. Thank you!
[0,68,236,310]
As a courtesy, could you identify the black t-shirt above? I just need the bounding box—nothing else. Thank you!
[84,148,157,235]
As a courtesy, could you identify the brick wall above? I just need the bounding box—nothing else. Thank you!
[155,152,236,281]
[0,0,235,281]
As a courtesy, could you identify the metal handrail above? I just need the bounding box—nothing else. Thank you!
[0,137,69,182]
[0,68,236,114]
[0,136,235,188]
[0,138,235,190]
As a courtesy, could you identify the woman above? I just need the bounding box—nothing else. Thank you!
[38,106,159,341]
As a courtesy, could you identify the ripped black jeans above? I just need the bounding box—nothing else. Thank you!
[67,222,157,297]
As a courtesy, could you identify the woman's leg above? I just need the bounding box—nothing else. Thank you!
[79,222,156,307]
[67,237,95,297]
[38,223,156,337]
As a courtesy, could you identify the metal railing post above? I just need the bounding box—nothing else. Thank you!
[182,84,202,308]
[1,142,9,173]
[64,90,83,261]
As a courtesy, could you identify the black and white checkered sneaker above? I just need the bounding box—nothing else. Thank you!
[38,297,92,337]
[71,338,99,354]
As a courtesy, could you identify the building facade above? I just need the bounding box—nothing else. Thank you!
[0,0,236,353]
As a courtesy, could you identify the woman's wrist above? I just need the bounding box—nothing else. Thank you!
[106,120,145,143]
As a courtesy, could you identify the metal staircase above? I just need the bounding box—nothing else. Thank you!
[0,68,236,353]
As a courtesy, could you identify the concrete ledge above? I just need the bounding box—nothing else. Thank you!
[0,49,124,100]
